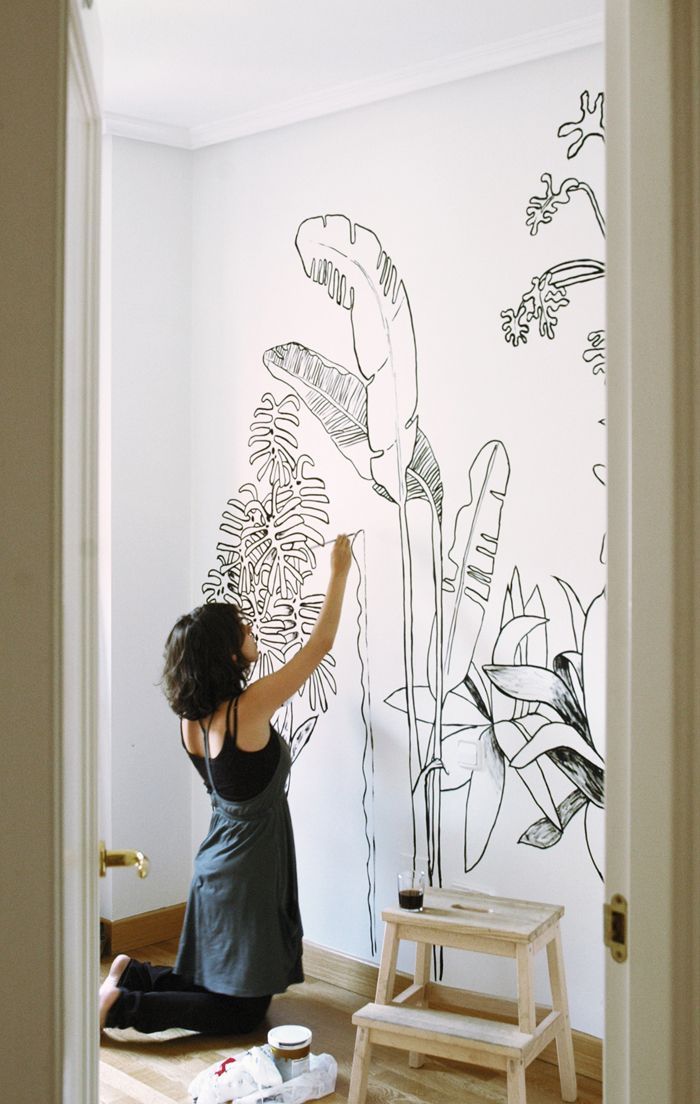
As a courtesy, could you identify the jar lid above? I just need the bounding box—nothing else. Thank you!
[267,1025,312,1051]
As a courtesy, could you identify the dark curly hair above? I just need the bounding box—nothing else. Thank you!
[161,603,251,719]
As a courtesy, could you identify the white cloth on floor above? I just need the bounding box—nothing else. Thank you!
[189,1045,281,1104]
[189,1049,337,1104]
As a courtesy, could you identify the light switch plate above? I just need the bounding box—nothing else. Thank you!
[457,738,482,769]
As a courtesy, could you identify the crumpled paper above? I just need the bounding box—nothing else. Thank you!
[189,1046,337,1104]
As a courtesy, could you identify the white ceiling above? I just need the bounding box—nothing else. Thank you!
[98,0,603,146]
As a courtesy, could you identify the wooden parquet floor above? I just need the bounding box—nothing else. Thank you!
[100,940,603,1104]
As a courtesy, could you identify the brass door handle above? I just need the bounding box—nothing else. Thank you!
[99,841,150,879]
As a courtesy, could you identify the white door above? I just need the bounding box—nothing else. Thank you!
[605,2,699,1103]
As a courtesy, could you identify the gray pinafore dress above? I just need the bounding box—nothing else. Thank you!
[175,715,304,997]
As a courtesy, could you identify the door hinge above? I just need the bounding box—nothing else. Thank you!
[604,893,628,962]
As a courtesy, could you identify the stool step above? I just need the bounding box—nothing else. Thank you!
[352,1002,534,1059]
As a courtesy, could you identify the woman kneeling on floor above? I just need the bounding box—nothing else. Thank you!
[99,535,352,1035]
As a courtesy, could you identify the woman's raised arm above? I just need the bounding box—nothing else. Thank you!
[240,534,353,724]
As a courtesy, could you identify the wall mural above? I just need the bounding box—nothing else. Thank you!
[201,392,379,951]
[202,88,606,956]
[489,89,607,877]
[500,89,607,564]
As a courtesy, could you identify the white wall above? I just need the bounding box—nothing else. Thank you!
[189,44,606,1036]
[106,137,194,919]
[105,42,606,1035]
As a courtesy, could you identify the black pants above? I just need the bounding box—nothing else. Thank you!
[106,959,272,1035]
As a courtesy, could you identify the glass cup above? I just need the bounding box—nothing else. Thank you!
[397,869,426,911]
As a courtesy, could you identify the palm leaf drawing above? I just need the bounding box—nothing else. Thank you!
[508,717,604,807]
[263,343,373,481]
[374,427,443,518]
[493,719,560,827]
[484,663,588,733]
[436,441,510,698]
[295,214,418,504]
[509,721,604,772]
[555,576,586,650]
[289,715,318,763]
[581,591,606,754]
[552,652,585,715]
[490,614,548,723]
[264,342,443,519]
[385,685,486,728]
[519,789,588,848]
[464,725,506,871]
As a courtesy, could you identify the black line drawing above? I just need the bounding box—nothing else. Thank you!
[263,215,511,917]
[203,392,332,719]
[263,216,440,889]
[384,439,511,884]
[557,90,605,158]
[389,573,605,880]
[199,85,608,964]
[383,95,606,884]
[386,569,605,880]
[202,390,378,950]
[352,529,377,954]
[483,574,605,879]
[501,90,607,564]
[500,90,606,348]
[584,327,607,562]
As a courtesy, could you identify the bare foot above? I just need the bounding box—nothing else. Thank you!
[99,954,130,1029]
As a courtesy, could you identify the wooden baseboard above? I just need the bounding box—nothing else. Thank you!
[99,905,602,1083]
[302,939,603,1084]
[101,903,186,955]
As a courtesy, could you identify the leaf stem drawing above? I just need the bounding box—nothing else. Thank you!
[264,216,513,926]
[526,174,605,237]
[501,91,606,348]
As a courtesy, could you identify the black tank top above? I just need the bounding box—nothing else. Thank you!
[182,697,281,801]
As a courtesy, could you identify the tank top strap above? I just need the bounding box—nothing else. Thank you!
[199,716,219,799]
[225,695,239,746]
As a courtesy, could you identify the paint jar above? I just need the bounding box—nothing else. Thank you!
[267,1025,312,1081]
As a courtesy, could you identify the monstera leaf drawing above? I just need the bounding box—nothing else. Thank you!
[295,215,418,504]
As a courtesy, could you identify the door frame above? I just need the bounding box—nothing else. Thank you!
[62,1,102,1100]
[605,1,699,1101]
[0,0,692,1100]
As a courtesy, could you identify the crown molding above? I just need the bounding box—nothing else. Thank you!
[103,112,194,149]
[103,13,603,151]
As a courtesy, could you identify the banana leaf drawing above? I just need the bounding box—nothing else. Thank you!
[264,214,514,925]
[261,195,604,957]
[264,215,447,882]
[294,216,419,504]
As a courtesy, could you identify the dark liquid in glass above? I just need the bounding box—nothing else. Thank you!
[398,888,423,910]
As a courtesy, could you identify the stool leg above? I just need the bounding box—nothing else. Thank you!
[348,1026,373,1104]
[546,928,577,1101]
[506,1058,527,1104]
[516,942,536,1033]
[375,922,400,1003]
[408,940,432,1069]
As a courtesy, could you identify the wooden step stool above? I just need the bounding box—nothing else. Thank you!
[348,887,577,1104]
